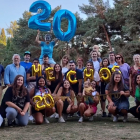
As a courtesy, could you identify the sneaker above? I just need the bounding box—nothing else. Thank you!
[123,116,127,123]
[44,117,50,124]
[58,116,65,123]
[89,116,94,121]
[102,112,107,117]
[50,113,57,118]
[113,116,118,122]
[8,120,16,127]
[63,114,68,121]
[0,115,3,127]
[108,113,112,117]
[29,115,34,121]
[55,113,59,119]
[78,117,83,123]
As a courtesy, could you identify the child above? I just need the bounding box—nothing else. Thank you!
[83,81,95,106]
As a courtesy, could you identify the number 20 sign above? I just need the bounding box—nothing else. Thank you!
[28,0,77,41]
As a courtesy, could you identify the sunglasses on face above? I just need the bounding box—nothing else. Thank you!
[116,57,121,60]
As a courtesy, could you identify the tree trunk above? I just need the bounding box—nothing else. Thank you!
[102,25,112,51]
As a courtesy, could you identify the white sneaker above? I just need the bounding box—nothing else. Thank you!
[55,113,59,119]
[113,116,118,122]
[58,116,65,123]
[0,115,3,126]
[78,117,83,123]
[29,115,34,121]
[89,116,94,121]
[44,117,50,124]
[123,116,127,122]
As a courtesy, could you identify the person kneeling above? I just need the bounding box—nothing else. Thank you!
[0,75,30,127]
[55,80,78,123]
[30,77,55,125]
[105,71,130,122]
[78,80,99,123]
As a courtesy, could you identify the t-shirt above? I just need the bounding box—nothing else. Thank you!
[65,69,83,94]
[108,62,117,69]
[105,83,129,102]
[20,61,32,72]
[47,79,60,93]
[0,64,4,85]
[118,63,130,83]
[27,67,38,82]
[40,41,55,59]
[94,71,100,82]
[92,60,100,72]
[0,87,30,118]
[62,67,68,75]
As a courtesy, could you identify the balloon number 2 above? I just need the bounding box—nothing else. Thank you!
[28,0,77,41]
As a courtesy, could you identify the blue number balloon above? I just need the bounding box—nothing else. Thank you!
[28,0,51,31]
[53,10,77,41]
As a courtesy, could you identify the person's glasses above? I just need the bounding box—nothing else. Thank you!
[116,57,121,60]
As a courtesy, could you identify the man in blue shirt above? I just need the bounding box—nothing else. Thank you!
[4,54,26,86]
[108,52,117,69]
[35,30,58,67]
[20,51,32,72]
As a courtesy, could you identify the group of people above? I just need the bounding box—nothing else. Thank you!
[0,31,140,127]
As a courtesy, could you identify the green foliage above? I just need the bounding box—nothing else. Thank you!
[1,0,140,66]
[0,28,6,46]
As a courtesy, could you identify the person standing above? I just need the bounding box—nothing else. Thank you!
[129,54,140,97]
[60,55,69,75]
[65,60,83,96]
[115,54,130,87]
[108,52,117,69]
[20,51,32,72]
[4,54,26,86]
[90,51,100,72]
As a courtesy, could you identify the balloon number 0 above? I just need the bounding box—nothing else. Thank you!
[28,0,77,41]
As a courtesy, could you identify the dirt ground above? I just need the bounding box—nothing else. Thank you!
[0,97,140,140]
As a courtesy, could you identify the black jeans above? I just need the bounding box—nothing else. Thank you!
[129,106,140,119]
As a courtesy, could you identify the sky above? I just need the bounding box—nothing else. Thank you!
[0,0,113,31]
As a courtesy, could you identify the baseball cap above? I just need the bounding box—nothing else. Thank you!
[24,51,31,56]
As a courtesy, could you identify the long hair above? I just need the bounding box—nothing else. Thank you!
[108,71,124,93]
[115,54,124,64]
[62,79,72,96]
[60,55,69,68]
[101,58,110,67]
[86,61,95,71]
[135,74,140,87]
[36,76,47,89]
[12,75,27,97]
[76,57,84,67]
[53,64,63,83]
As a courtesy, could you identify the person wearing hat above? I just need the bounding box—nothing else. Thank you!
[20,51,32,72]
[35,30,58,67]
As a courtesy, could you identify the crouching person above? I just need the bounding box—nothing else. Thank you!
[56,80,78,123]
[30,76,55,125]
[0,75,30,127]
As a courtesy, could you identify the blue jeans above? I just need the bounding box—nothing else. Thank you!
[6,107,28,126]
[39,58,56,65]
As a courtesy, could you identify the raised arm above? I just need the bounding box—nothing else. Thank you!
[35,30,41,45]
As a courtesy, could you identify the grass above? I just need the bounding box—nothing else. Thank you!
[0,97,140,140]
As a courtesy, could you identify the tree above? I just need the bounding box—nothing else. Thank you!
[0,28,6,46]
[79,0,113,51]
[6,21,19,37]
